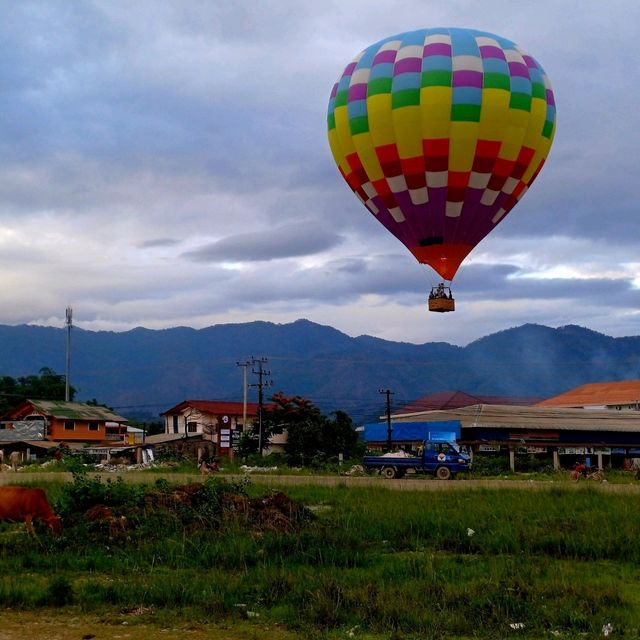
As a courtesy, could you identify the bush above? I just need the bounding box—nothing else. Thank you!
[40,576,74,607]
[470,455,512,477]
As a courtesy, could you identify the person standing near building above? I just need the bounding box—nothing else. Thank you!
[9,451,20,472]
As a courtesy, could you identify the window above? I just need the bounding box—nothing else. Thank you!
[64,421,75,431]
[187,421,198,433]
[88,421,99,431]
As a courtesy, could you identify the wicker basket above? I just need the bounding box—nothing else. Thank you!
[428,297,455,313]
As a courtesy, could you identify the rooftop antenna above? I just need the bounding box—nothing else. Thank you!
[65,306,73,402]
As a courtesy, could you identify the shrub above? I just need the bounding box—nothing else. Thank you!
[40,575,74,607]
[470,455,512,476]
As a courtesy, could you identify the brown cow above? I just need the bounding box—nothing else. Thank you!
[0,487,62,535]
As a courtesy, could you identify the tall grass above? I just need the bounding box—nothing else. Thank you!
[0,478,638,638]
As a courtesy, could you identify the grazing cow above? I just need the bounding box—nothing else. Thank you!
[0,487,62,535]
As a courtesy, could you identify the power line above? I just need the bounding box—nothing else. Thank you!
[379,388,394,451]
[249,357,272,456]
[65,306,73,402]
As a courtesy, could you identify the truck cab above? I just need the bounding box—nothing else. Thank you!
[419,441,470,478]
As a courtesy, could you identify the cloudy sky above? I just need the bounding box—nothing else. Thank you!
[1,0,638,346]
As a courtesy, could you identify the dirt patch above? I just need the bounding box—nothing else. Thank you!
[0,610,300,640]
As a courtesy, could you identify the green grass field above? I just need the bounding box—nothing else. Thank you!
[1,476,639,639]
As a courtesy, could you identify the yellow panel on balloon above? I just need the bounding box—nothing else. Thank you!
[328,126,349,174]
[478,90,509,141]
[449,122,479,172]
[420,86,452,138]
[367,94,395,147]
[522,98,546,149]
[333,105,356,161]
[521,149,543,183]
[522,133,553,183]
[393,106,422,159]
[352,133,384,182]
[480,90,509,120]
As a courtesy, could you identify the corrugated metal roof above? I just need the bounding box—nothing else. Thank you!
[397,390,544,413]
[25,400,128,422]
[0,420,44,440]
[144,433,208,444]
[392,404,640,433]
[537,380,640,408]
[23,441,86,450]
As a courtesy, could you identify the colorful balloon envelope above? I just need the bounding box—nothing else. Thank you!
[327,28,556,283]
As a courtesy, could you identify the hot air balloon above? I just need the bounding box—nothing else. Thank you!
[327,28,556,312]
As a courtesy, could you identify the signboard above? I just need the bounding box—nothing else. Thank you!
[594,448,611,455]
[478,444,500,452]
[526,446,547,454]
[428,431,458,443]
[558,447,594,455]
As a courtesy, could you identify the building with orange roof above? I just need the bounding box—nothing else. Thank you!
[536,380,640,411]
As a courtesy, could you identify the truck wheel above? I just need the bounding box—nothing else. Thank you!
[381,466,396,479]
[436,466,452,480]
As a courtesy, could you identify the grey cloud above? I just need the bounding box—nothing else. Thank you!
[181,222,344,263]
[138,238,181,249]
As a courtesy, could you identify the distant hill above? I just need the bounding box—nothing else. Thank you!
[0,320,638,423]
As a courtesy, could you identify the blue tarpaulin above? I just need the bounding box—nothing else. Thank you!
[363,420,461,443]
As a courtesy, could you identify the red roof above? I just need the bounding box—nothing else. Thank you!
[397,390,544,414]
[161,400,262,417]
[537,380,640,408]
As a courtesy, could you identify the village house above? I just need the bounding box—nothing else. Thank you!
[161,400,261,456]
[2,399,128,443]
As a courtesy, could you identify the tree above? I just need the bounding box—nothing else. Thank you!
[238,390,293,457]
[325,410,360,460]
[259,392,358,466]
[0,368,76,415]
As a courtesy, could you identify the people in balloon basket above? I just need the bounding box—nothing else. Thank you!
[429,283,453,300]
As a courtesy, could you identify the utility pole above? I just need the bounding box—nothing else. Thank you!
[379,388,394,452]
[236,360,251,460]
[65,306,73,402]
[250,357,272,456]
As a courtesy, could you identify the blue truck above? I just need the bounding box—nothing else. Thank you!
[363,441,471,479]
[362,421,471,480]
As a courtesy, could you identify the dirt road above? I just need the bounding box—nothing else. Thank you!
[3,471,640,492]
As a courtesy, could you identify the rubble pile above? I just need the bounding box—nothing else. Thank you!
[79,483,313,537]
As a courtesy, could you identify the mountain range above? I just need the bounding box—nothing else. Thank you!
[0,320,639,423]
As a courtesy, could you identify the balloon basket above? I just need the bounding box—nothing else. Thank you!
[428,284,455,312]
[428,297,455,313]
